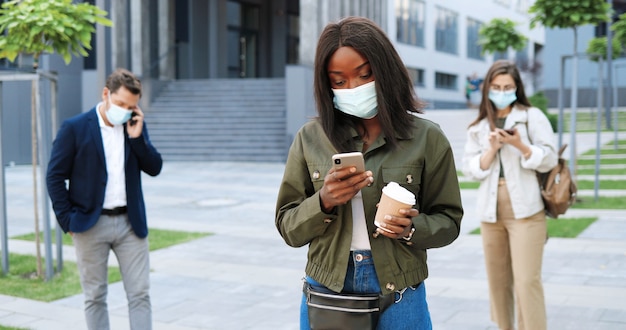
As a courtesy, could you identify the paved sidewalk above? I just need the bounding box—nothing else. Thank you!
[0,109,624,330]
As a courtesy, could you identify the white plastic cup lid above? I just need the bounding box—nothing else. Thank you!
[382,182,415,205]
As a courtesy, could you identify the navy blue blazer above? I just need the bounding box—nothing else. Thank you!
[46,107,162,238]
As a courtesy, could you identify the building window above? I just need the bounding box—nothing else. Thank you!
[467,18,483,60]
[515,0,529,12]
[435,7,458,55]
[595,2,626,37]
[494,0,511,7]
[286,14,299,64]
[82,0,97,69]
[396,0,425,47]
[407,67,425,87]
[515,45,529,69]
[435,72,457,90]
[494,51,508,60]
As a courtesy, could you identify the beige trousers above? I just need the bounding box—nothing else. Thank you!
[480,179,547,330]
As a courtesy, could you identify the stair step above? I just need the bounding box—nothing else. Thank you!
[148,78,287,162]
[152,137,286,144]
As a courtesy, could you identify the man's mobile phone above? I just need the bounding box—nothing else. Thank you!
[129,112,137,126]
[504,128,515,135]
[332,152,365,173]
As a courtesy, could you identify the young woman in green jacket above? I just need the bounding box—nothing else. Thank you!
[275,16,463,330]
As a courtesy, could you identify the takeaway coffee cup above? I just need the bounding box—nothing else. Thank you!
[374,182,416,233]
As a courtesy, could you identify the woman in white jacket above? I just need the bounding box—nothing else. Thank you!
[462,60,557,330]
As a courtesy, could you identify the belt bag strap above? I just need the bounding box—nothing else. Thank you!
[303,282,394,330]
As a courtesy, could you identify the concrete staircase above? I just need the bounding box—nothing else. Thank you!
[146,78,288,162]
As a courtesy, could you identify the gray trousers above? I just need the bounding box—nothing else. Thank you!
[73,214,152,330]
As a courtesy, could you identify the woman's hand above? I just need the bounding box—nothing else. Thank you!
[488,131,504,151]
[319,166,373,213]
[497,128,521,147]
[479,131,504,170]
[375,208,418,239]
[497,128,532,157]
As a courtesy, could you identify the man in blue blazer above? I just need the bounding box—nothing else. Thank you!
[47,69,162,330]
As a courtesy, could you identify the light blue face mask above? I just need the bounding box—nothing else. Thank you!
[332,81,378,119]
[488,90,517,110]
[106,93,133,125]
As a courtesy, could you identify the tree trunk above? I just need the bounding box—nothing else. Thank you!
[31,80,43,278]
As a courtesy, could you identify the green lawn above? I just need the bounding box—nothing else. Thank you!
[460,181,480,189]
[0,253,121,302]
[470,217,597,238]
[560,111,626,133]
[572,196,626,209]
[577,167,626,175]
[0,228,211,302]
[577,158,626,166]
[0,326,30,330]
[11,228,209,252]
[575,180,626,190]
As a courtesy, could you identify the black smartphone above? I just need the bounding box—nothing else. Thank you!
[504,128,515,135]
[129,112,138,126]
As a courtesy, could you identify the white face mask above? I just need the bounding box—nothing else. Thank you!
[332,81,378,119]
[106,93,133,125]
[488,90,517,110]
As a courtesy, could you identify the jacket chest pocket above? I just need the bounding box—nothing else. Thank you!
[309,163,332,193]
[381,166,423,201]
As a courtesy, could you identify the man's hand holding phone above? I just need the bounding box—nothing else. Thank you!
[126,107,144,138]
[319,152,373,213]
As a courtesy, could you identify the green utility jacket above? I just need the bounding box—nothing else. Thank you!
[275,117,463,294]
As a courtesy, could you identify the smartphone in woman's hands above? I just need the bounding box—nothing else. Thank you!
[332,152,365,173]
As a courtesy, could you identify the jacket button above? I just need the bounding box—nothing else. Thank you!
[323,218,332,223]
[385,283,395,291]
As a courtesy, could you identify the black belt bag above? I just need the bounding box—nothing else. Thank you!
[304,282,395,330]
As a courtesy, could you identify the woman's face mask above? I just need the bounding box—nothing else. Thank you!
[488,90,517,110]
[332,81,378,119]
[106,93,133,125]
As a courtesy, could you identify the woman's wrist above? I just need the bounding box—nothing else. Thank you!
[319,195,336,214]
[520,145,532,159]
[401,225,415,241]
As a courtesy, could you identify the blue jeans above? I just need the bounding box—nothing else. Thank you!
[300,250,432,330]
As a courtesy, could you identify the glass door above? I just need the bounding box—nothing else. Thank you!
[227,1,259,78]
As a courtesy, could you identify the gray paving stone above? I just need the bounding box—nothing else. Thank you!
[0,109,624,329]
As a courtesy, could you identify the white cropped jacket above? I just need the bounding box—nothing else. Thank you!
[462,107,558,223]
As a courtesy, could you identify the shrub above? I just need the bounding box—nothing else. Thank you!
[529,91,557,132]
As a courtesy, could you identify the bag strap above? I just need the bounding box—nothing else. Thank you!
[379,292,395,312]
[557,144,567,157]
[525,112,567,157]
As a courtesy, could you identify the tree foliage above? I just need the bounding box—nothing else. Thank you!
[0,0,112,67]
[529,0,610,30]
[586,36,622,62]
[478,18,527,55]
